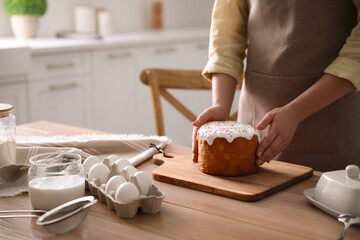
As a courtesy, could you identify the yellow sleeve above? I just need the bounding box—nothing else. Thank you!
[202,0,249,84]
[324,0,360,91]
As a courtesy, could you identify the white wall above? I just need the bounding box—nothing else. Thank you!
[0,0,214,37]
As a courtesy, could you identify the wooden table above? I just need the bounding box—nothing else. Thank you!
[1,121,359,239]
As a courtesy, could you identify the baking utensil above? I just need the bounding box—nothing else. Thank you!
[150,143,173,158]
[0,209,45,218]
[0,196,97,234]
[36,196,97,234]
[337,214,360,240]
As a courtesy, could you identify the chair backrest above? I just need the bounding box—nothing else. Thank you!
[139,68,239,136]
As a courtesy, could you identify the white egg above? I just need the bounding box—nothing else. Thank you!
[83,155,101,173]
[114,158,131,171]
[105,175,126,195]
[122,165,138,181]
[104,154,119,165]
[115,182,140,203]
[132,171,152,196]
[88,163,110,184]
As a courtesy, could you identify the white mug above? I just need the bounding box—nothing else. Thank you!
[74,5,96,33]
[97,10,115,36]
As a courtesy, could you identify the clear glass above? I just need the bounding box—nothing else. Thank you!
[28,152,85,210]
[0,108,16,167]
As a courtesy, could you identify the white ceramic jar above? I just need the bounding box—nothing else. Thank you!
[314,165,360,216]
[97,10,115,36]
[74,5,96,33]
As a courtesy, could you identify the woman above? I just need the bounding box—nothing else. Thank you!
[192,0,360,171]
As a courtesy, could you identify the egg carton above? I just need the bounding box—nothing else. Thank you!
[85,157,165,218]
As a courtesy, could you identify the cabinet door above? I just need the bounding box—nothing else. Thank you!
[92,49,138,134]
[0,81,28,124]
[179,41,209,70]
[28,76,91,128]
[135,45,183,137]
[135,43,211,146]
[29,52,90,80]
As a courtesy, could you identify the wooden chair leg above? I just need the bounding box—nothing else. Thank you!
[148,73,165,136]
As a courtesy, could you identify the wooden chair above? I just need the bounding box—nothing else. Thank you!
[139,68,240,136]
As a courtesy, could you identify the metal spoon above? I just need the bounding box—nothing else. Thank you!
[337,214,360,240]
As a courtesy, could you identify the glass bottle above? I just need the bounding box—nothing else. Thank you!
[0,103,16,167]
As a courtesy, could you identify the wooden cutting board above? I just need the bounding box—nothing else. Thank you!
[152,153,313,201]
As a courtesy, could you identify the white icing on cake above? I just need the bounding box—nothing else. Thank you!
[198,121,260,145]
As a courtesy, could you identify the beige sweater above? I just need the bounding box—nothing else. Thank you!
[203,0,360,91]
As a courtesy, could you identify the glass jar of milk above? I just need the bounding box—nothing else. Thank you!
[0,103,16,167]
[28,152,85,210]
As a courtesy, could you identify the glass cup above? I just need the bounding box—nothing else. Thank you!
[0,103,16,167]
[28,152,85,210]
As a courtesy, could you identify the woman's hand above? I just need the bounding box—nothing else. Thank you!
[192,105,230,163]
[192,73,237,163]
[255,106,301,165]
[255,74,354,165]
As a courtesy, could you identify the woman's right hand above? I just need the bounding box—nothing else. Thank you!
[192,105,230,163]
[192,73,237,163]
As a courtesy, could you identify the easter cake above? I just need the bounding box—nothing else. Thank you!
[197,121,260,176]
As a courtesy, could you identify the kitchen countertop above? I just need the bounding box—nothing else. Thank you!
[1,121,358,239]
[0,27,209,55]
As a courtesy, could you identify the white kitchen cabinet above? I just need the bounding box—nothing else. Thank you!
[92,48,138,134]
[28,52,92,128]
[135,43,210,146]
[0,46,30,125]
[28,75,92,128]
[6,28,210,145]
[92,44,183,135]
[0,81,28,124]
[179,41,209,70]
[91,42,209,146]
[29,52,90,80]
[134,44,183,137]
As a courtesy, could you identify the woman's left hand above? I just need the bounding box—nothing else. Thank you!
[255,106,300,165]
[255,73,354,165]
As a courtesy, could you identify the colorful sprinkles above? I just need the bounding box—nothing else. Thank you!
[198,121,259,145]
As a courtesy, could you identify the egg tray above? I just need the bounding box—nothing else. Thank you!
[85,161,165,218]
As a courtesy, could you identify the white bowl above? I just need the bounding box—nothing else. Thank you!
[314,165,360,216]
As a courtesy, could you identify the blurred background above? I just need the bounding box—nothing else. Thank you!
[0,0,239,147]
[0,0,213,37]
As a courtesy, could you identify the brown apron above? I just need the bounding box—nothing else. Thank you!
[238,0,360,171]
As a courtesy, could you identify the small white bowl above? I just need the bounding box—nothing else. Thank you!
[314,165,360,216]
